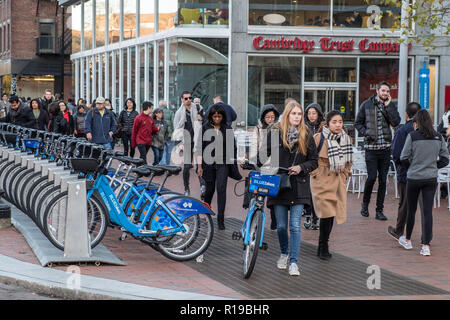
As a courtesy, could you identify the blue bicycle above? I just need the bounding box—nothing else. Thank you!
[42,151,215,262]
[236,162,288,278]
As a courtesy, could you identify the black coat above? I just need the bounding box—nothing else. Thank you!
[258,129,318,208]
[52,111,75,135]
[31,109,50,131]
[0,105,35,128]
[119,109,139,135]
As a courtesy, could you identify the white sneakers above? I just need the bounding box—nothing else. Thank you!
[420,245,431,256]
[288,263,300,276]
[277,254,300,276]
[399,236,431,256]
[277,254,289,269]
[398,236,413,250]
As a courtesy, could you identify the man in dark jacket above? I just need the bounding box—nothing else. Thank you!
[388,102,421,240]
[204,95,237,127]
[85,97,117,149]
[39,89,54,113]
[355,81,401,220]
[0,95,35,128]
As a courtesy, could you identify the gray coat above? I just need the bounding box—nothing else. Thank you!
[152,119,169,150]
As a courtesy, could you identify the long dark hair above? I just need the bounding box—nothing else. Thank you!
[207,104,227,126]
[124,98,136,111]
[30,98,42,110]
[413,109,435,138]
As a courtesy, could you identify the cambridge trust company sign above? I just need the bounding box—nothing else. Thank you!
[252,36,410,54]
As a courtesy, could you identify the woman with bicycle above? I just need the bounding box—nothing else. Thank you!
[310,110,353,260]
[197,104,232,230]
[258,101,318,276]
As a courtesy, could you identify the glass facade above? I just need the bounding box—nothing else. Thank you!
[109,0,121,44]
[96,0,106,47]
[84,0,93,50]
[124,0,137,40]
[71,4,82,53]
[304,57,357,82]
[140,0,155,36]
[249,0,399,29]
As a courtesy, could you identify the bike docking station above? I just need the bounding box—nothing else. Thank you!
[1,144,125,267]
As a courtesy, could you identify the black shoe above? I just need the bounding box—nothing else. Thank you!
[184,188,190,196]
[218,220,225,230]
[360,203,369,217]
[270,220,277,230]
[387,226,400,240]
[311,221,319,230]
[318,242,332,260]
[375,211,387,221]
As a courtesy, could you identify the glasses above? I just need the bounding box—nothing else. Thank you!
[184,97,192,100]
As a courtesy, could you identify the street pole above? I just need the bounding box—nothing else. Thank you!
[398,0,409,124]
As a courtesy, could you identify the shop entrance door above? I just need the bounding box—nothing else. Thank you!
[304,86,357,139]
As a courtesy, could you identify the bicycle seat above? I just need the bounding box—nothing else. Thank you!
[141,165,166,176]
[114,156,145,166]
[131,166,152,178]
[155,165,182,176]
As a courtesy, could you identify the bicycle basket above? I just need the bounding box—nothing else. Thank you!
[70,158,99,173]
[23,139,42,149]
[248,171,281,197]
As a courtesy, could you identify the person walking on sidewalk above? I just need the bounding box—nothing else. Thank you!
[303,103,324,230]
[131,101,159,164]
[398,110,449,256]
[53,101,75,135]
[73,105,87,138]
[30,98,49,131]
[388,102,422,240]
[258,101,318,276]
[204,95,237,128]
[173,91,203,196]
[354,81,401,220]
[310,111,353,260]
[159,100,175,165]
[255,103,280,230]
[151,108,169,165]
[0,95,35,128]
[118,98,139,157]
[84,97,117,149]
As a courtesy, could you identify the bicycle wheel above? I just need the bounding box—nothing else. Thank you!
[153,212,214,262]
[26,176,48,218]
[8,166,28,206]
[43,191,108,251]
[19,172,43,214]
[0,161,16,191]
[30,180,53,222]
[36,185,60,230]
[13,168,35,209]
[2,163,21,202]
[243,209,263,279]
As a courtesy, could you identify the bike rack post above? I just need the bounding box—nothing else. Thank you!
[64,179,91,258]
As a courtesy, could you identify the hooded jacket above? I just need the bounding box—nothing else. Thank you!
[255,104,280,148]
[304,103,324,135]
[0,104,35,128]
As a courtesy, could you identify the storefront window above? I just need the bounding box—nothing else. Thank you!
[124,0,137,40]
[139,45,145,105]
[305,57,356,82]
[158,40,165,101]
[177,38,228,108]
[159,0,229,31]
[249,0,330,27]
[109,0,121,44]
[71,4,81,54]
[148,43,154,102]
[84,0,93,50]
[248,56,302,126]
[333,0,400,29]
[96,0,106,47]
[123,49,128,105]
[140,0,155,36]
[130,46,136,99]
[168,38,178,106]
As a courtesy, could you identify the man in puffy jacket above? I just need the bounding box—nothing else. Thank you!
[131,101,159,164]
[0,95,35,128]
[84,97,117,149]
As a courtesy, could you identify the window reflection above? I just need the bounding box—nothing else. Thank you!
[158,40,164,101]
[71,4,81,53]
[96,0,106,47]
[124,0,137,40]
[109,0,120,44]
[305,57,356,82]
[140,0,155,36]
[84,0,93,50]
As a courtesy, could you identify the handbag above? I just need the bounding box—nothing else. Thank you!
[278,152,298,193]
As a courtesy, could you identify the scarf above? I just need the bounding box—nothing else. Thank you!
[287,127,299,150]
[63,110,70,123]
[322,126,353,172]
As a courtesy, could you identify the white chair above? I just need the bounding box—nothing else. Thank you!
[434,165,450,210]
[386,159,399,199]
[346,149,368,198]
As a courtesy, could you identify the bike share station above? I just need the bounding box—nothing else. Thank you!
[0,129,124,267]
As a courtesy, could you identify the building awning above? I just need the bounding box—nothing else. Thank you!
[11,59,63,76]
[58,0,81,6]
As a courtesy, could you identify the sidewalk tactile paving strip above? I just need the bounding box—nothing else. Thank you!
[185,218,449,299]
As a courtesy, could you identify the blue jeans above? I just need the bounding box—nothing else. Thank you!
[160,140,174,165]
[102,143,113,150]
[151,146,164,165]
[274,204,304,264]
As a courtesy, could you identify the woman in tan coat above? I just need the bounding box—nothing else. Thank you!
[310,111,353,260]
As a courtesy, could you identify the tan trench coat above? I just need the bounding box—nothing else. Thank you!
[310,133,352,224]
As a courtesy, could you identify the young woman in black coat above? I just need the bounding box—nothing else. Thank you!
[30,98,49,131]
[258,101,318,276]
[52,100,74,135]
[196,104,232,230]
[119,98,139,157]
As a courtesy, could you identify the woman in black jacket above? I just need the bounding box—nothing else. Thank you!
[197,104,231,230]
[30,98,49,131]
[258,101,318,276]
[52,100,74,135]
[119,98,139,157]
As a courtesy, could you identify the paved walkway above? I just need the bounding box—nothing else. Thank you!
[1,152,450,299]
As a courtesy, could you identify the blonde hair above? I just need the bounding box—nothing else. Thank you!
[274,101,309,156]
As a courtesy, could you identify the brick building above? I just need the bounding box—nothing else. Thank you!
[0,0,72,100]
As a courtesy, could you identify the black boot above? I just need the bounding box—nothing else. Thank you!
[360,202,369,217]
[321,242,332,260]
[270,208,277,230]
[375,210,387,221]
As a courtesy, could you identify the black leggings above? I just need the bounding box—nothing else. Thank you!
[203,164,229,224]
[405,179,437,245]
[122,133,135,157]
[319,217,334,244]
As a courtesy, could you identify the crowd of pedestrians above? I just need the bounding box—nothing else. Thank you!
[1,81,448,276]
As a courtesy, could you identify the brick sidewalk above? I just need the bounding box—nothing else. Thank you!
[1,151,450,299]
